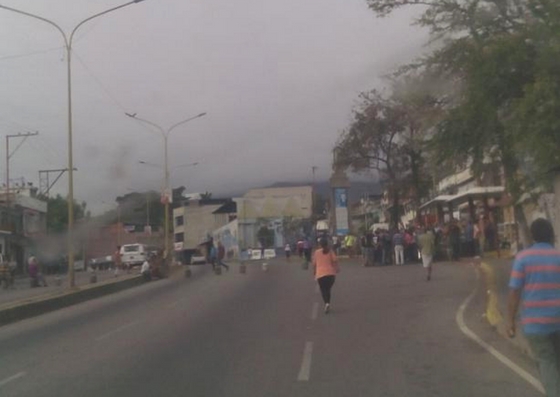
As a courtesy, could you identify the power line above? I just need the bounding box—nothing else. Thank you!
[72,49,172,137]
[0,46,63,63]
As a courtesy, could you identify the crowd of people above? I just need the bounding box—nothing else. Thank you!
[338,216,504,268]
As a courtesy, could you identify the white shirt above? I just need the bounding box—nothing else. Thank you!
[141,261,150,273]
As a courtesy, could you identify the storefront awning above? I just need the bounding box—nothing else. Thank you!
[447,186,505,204]
[418,195,456,211]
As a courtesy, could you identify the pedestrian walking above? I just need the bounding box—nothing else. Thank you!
[332,235,341,256]
[418,228,436,281]
[313,238,340,314]
[141,256,152,282]
[209,244,217,270]
[362,231,375,267]
[217,241,230,271]
[303,238,312,264]
[382,230,392,265]
[113,246,122,277]
[284,243,292,261]
[28,255,47,287]
[297,240,304,258]
[393,229,405,265]
[465,220,475,257]
[508,218,560,397]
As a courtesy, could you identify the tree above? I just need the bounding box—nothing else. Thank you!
[510,1,560,175]
[200,191,213,200]
[256,224,275,248]
[335,86,438,227]
[45,195,88,233]
[282,217,305,244]
[362,0,558,243]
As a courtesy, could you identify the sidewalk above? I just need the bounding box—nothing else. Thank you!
[0,269,139,309]
[478,256,534,359]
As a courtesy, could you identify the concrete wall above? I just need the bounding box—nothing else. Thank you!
[173,203,224,249]
[237,186,312,219]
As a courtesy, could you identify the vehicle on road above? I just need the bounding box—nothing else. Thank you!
[89,255,114,271]
[190,249,207,265]
[120,244,149,268]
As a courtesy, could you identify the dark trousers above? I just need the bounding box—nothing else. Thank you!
[317,275,336,304]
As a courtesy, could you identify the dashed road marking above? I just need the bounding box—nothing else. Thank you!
[456,269,545,395]
[95,321,141,342]
[0,371,26,388]
[311,302,319,321]
[297,341,314,381]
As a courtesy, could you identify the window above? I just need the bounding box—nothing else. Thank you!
[175,233,184,243]
[175,215,184,227]
[123,244,140,253]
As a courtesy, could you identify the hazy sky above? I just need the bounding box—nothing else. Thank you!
[0,0,427,214]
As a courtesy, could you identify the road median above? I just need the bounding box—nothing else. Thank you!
[0,273,146,326]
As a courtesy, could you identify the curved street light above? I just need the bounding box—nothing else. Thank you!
[0,0,147,288]
[127,112,206,258]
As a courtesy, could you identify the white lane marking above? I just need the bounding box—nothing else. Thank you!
[311,302,319,321]
[297,341,314,381]
[456,269,545,395]
[95,321,141,342]
[0,371,26,388]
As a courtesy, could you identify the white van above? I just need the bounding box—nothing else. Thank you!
[120,244,148,268]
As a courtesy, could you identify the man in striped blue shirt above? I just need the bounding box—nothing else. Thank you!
[508,218,560,397]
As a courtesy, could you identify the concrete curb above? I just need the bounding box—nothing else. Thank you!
[0,275,145,327]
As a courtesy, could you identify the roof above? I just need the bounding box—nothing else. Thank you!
[180,198,231,207]
[419,187,505,210]
[447,186,505,203]
[418,195,457,211]
[213,201,237,214]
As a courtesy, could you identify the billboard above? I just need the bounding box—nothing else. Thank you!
[334,188,349,235]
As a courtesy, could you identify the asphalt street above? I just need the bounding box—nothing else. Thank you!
[0,258,544,397]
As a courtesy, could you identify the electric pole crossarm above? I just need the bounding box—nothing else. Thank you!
[38,168,77,197]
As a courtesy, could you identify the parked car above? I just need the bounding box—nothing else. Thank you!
[190,249,207,265]
[120,244,148,268]
[89,255,114,271]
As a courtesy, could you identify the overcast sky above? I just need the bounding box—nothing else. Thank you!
[0,0,427,214]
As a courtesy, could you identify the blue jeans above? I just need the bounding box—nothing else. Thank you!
[525,331,560,397]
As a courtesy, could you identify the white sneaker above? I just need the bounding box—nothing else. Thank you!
[324,303,330,314]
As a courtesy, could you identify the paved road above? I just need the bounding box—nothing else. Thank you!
[0,259,543,396]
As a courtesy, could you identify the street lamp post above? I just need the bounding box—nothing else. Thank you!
[0,0,147,288]
[136,162,198,234]
[127,113,206,259]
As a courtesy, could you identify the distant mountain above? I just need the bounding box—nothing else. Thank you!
[267,180,381,204]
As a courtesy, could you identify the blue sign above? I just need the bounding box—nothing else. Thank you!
[334,188,349,235]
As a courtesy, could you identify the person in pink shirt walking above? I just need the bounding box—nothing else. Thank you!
[313,238,340,314]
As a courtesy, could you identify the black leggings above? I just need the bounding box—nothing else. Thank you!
[317,275,336,304]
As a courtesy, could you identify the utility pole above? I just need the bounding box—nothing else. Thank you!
[5,132,38,207]
[38,168,77,198]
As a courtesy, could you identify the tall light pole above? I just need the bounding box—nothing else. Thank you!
[137,161,198,233]
[127,112,206,259]
[0,0,147,288]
